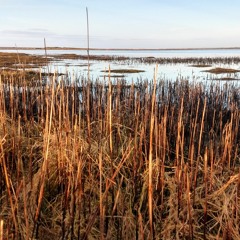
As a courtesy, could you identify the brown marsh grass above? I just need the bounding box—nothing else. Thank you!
[0,52,50,68]
[0,69,239,239]
[204,67,240,74]
[101,69,145,73]
[51,53,240,66]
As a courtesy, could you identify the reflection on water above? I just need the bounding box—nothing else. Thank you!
[1,48,240,83]
[50,58,240,84]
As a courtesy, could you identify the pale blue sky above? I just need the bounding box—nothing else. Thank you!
[1,0,240,48]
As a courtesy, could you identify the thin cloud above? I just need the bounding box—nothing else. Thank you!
[0,28,89,47]
[1,29,54,37]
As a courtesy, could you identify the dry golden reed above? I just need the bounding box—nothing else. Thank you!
[0,70,239,239]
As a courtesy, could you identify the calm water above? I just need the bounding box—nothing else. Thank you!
[51,49,240,83]
[2,48,240,83]
[3,48,240,58]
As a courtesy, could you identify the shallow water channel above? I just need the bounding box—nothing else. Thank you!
[2,48,240,84]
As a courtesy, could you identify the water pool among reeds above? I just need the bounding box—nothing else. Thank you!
[2,48,240,83]
[45,49,240,83]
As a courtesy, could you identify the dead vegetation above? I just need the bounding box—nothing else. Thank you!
[101,69,145,73]
[0,69,239,239]
[189,64,212,68]
[204,67,240,74]
[0,52,50,68]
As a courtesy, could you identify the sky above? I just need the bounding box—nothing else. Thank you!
[1,0,240,49]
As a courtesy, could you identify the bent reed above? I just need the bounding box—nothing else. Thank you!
[0,70,239,240]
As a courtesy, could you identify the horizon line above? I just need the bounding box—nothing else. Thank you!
[1,46,240,51]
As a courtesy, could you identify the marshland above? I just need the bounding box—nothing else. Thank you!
[0,48,240,240]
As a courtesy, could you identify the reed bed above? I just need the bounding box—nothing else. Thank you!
[0,71,239,239]
[52,53,240,66]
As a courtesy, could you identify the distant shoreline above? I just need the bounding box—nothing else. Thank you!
[1,47,240,51]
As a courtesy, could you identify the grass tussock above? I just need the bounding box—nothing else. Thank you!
[204,67,240,74]
[189,64,212,68]
[216,77,240,81]
[0,71,240,239]
[101,69,145,74]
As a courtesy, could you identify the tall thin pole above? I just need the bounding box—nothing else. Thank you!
[86,7,91,140]
[44,38,50,76]
[86,7,90,80]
